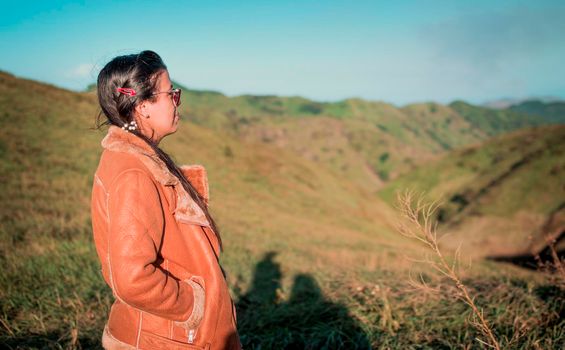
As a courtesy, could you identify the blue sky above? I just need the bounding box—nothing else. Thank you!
[1,0,564,105]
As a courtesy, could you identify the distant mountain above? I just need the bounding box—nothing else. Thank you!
[509,99,565,124]
[448,100,552,137]
[482,98,527,109]
[482,96,563,109]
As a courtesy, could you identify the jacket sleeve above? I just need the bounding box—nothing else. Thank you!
[106,169,204,328]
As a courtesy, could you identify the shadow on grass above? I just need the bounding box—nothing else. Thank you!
[486,246,565,271]
[236,251,370,349]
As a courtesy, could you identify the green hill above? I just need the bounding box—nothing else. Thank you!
[449,100,549,136]
[509,99,565,124]
[379,124,565,258]
[181,89,561,190]
[1,71,562,349]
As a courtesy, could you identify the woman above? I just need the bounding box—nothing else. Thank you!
[91,50,241,350]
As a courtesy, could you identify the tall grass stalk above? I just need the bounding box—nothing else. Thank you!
[545,234,565,284]
[394,189,501,350]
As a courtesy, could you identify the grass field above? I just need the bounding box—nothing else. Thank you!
[0,71,563,349]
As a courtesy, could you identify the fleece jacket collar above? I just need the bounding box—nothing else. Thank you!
[101,125,210,227]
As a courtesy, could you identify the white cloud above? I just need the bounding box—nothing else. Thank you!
[65,63,95,79]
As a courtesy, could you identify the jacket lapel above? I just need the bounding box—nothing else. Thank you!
[101,126,211,227]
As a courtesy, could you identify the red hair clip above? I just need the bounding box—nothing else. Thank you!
[116,87,137,96]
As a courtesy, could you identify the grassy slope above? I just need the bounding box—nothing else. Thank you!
[379,125,565,257]
[1,72,563,349]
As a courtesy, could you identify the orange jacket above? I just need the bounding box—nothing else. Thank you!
[91,126,241,350]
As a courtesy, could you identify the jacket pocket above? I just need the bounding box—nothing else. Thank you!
[139,329,208,350]
[173,276,206,344]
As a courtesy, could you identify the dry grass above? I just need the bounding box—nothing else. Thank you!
[535,235,565,287]
[394,189,501,349]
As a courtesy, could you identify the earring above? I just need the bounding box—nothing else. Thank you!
[122,120,138,132]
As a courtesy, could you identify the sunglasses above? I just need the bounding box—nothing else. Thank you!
[151,88,182,107]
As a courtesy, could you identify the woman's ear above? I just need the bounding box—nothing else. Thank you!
[135,102,150,119]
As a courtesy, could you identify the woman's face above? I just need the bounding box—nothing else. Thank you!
[138,70,180,143]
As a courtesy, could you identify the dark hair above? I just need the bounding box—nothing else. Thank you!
[96,50,222,250]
